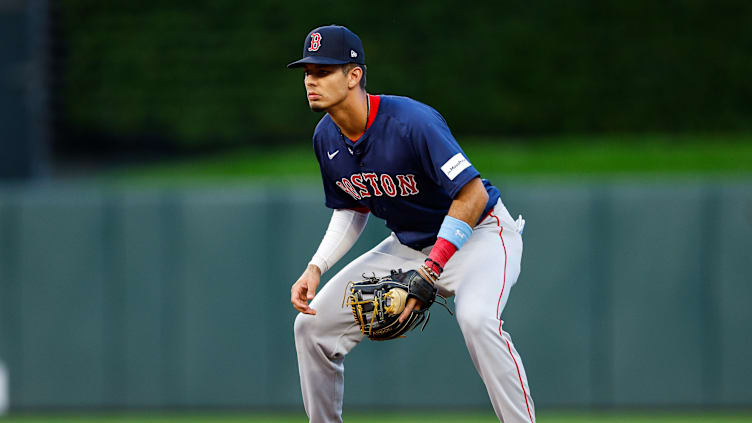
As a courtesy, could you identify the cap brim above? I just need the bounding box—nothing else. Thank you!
[286,56,350,68]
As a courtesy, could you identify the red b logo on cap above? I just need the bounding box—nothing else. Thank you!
[308,33,322,52]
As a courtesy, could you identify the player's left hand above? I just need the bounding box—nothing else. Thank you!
[398,268,433,323]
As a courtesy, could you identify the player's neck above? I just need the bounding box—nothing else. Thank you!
[328,90,368,141]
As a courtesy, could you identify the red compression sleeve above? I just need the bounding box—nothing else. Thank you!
[426,237,458,275]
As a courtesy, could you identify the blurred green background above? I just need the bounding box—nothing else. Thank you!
[56,0,752,149]
[1,0,751,422]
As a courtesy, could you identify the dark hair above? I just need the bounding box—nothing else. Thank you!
[343,63,367,90]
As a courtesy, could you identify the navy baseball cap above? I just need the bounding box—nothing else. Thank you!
[287,25,365,68]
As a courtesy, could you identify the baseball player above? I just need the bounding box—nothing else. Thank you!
[288,25,535,423]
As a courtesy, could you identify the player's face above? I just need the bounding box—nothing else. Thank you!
[303,64,349,112]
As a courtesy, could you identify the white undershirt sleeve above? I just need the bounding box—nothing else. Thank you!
[308,208,369,274]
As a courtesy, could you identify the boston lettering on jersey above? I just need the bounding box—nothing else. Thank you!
[336,173,419,200]
[313,95,501,250]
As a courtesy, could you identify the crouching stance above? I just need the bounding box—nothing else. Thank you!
[288,25,536,423]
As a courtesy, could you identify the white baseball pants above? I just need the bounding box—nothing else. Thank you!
[294,200,535,422]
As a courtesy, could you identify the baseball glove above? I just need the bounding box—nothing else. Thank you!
[343,269,452,341]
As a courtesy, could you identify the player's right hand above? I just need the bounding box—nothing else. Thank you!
[291,264,322,315]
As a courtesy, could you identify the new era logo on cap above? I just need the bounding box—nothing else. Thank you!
[287,25,365,68]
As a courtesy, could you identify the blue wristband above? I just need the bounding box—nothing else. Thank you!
[437,215,473,250]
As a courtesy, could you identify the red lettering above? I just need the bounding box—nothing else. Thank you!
[362,173,383,196]
[380,174,397,197]
[396,174,419,196]
[350,174,371,198]
[337,179,360,200]
[308,33,322,51]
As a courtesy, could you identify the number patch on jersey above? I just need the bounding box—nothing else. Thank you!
[308,33,322,51]
[441,153,471,180]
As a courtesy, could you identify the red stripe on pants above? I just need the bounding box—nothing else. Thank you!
[490,212,534,423]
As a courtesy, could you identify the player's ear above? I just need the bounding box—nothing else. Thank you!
[347,66,362,89]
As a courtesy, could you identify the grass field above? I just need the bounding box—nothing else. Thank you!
[4,411,752,422]
[99,133,752,183]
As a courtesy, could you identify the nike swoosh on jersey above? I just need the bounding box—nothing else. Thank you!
[328,150,340,160]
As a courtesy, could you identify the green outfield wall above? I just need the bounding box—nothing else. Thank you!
[0,180,751,410]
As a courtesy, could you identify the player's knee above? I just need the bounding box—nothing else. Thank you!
[456,307,499,339]
[293,312,316,345]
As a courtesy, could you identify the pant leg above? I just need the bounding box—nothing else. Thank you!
[294,234,425,423]
[442,202,536,423]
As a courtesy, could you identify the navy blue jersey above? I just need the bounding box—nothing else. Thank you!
[313,95,501,250]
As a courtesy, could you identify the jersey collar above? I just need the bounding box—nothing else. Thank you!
[342,94,381,145]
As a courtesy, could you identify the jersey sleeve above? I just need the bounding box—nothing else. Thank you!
[410,108,480,199]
